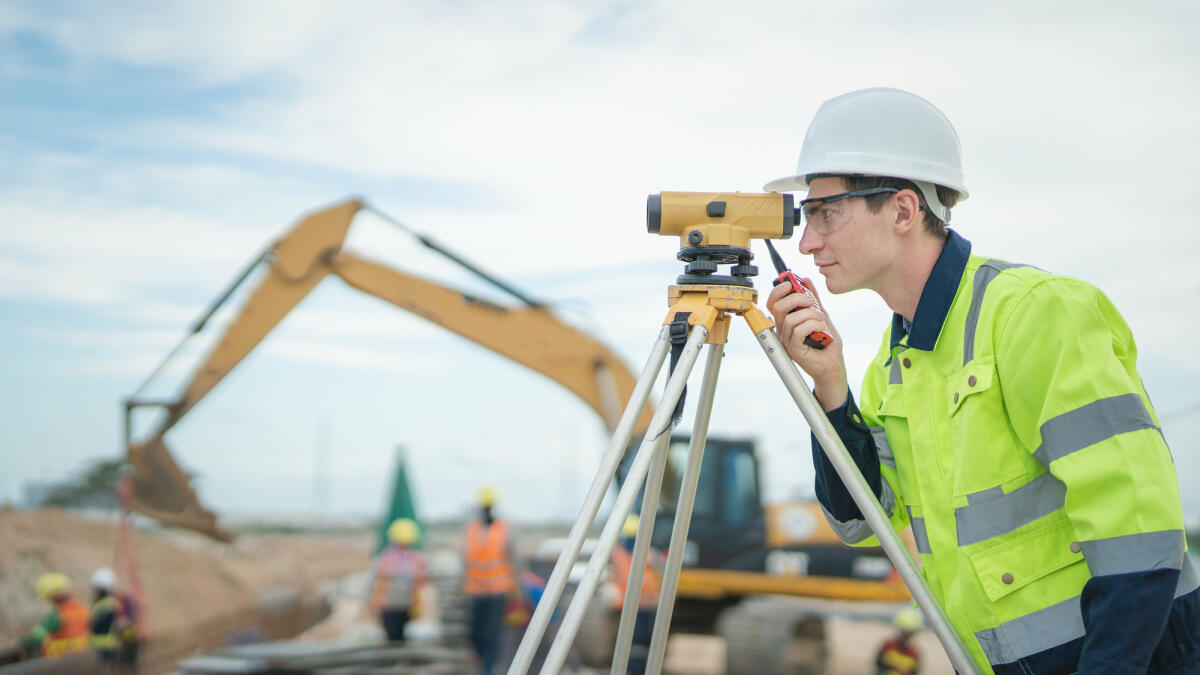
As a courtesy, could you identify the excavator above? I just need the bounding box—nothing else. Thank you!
[124,199,912,674]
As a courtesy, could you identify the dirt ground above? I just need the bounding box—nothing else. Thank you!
[1,508,958,674]
[0,507,372,672]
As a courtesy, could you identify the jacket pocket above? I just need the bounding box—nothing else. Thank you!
[949,357,1030,496]
[967,515,1084,603]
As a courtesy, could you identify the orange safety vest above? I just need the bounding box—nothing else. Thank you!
[610,547,661,610]
[464,519,516,595]
[44,597,90,657]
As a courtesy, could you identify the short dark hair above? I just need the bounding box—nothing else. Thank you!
[811,174,959,238]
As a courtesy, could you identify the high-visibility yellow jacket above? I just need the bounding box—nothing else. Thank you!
[90,594,121,651]
[814,231,1200,674]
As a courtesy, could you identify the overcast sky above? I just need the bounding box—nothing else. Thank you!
[2,1,1199,525]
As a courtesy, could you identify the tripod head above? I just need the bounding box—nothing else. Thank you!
[647,192,797,287]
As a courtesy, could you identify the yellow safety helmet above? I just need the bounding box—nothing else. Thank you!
[621,515,640,539]
[894,607,924,633]
[36,572,71,599]
[387,518,420,546]
[478,485,498,508]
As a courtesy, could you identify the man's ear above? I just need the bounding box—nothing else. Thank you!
[893,189,922,234]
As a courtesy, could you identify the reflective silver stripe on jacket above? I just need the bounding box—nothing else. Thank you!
[1032,393,1159,467]
[975,595,1085,665]
[963,260,1030,365]
[907,505,931,554]
[1079,530,1185,576]
[1178,556,1200,596]
[871,427,896,469]
[889,353,904,385]
[975,558,1200,665]
[956,472,1066,546]
[819,480,896,545]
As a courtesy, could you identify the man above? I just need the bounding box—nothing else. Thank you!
[463,485,517,674]
[368,518,430,642]
[764,87,1200,673]
[18,572,90,659]
[608,515,663,674]
[875,607,923,675]
[90,567,123,673]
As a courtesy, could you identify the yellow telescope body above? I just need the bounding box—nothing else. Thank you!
[647,192,796,249]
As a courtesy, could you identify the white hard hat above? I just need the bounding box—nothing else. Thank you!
[91,567,117,591]
[764,87,968,223]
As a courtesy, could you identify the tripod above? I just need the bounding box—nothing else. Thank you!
[508,246,979,675]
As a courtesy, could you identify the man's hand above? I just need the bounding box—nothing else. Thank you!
[766,278,849,411]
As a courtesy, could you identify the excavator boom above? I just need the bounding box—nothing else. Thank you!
[126,199,652,540]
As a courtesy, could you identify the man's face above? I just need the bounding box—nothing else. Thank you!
[797,176,896,295]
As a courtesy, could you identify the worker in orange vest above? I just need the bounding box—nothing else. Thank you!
[609,514,664,675]
[463,485,518,675]
[16,573,90,660]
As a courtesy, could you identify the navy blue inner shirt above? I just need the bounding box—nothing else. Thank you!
[814,229,969,522]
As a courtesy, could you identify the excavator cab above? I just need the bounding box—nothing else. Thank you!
[618,435,768,572]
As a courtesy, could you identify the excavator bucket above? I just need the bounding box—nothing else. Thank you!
[128,436,234,541]
[125,200,362,541]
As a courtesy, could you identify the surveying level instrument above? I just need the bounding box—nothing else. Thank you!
[509,192,980,675]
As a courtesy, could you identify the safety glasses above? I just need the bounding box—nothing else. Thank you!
[798,187,900,234]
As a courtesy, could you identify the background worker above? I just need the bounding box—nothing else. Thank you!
[17,572,90,660]
[764,87,1200,673]
[90,567,123,674]
[608,515,663,674]
[463,485,517,675]
[367,518,430,642]
[875,607,923,675]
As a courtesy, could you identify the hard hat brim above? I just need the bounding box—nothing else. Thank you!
[762,175,809,193]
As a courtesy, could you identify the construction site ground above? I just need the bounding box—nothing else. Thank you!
[0,507,951,674]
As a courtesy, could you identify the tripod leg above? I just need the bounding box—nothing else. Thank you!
[609,431,671,675]
[539,325,710,675]
[752,326,980,675]
[645,342,723,674]
[509,326,672,674]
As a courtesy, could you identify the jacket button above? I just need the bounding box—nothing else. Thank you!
[902,358,912,368]
[1001,573,1014,584]
[968,375,977,387]
[953,393,960,404]
[1070,541,1081,553]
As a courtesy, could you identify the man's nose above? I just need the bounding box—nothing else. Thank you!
[799,225,822,256]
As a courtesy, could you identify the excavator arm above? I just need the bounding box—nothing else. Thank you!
[126,199,653,540]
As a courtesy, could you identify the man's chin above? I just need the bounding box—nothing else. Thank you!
[819,275,845,295]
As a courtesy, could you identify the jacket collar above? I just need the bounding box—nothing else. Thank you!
[889,229,971,352]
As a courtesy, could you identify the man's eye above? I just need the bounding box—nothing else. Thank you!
[803,205,823,220]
